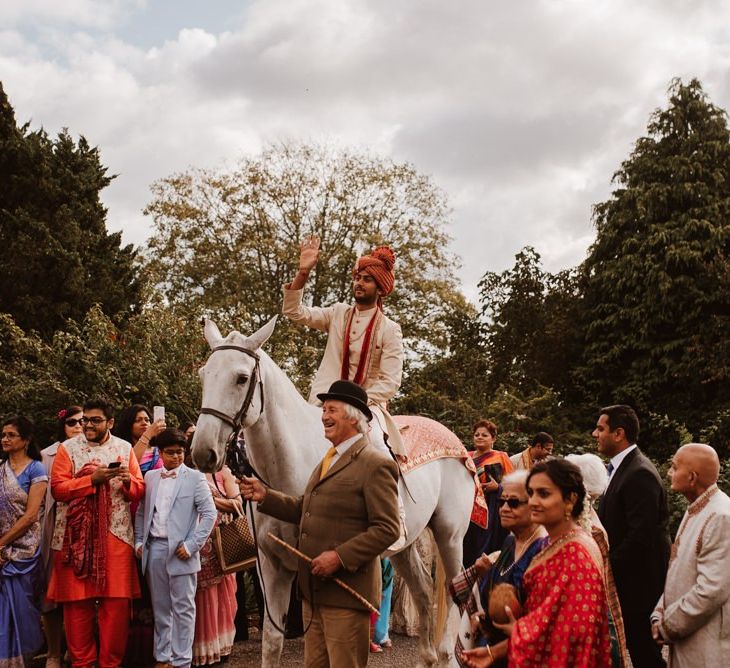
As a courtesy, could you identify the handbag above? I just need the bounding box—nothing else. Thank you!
[212,509,258,574]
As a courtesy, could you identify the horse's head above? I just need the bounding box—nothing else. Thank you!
[191,316,277,472]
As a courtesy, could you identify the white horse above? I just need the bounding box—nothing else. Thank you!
[191,317,475,668]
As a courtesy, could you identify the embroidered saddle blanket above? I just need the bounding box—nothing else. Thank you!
[394,415,488,528]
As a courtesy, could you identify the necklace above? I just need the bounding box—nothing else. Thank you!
[528,525,579,570]
[499,526,542,576]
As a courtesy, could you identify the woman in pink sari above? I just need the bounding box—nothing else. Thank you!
[192,465,241,665]
[461,459,612,668]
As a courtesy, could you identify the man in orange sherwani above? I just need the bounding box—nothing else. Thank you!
[48,398,145,668]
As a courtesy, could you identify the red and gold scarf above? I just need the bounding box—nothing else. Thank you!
[62,462,111,588]
[340,306,383,386]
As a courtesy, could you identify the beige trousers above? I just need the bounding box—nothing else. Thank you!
[302,600,370,668]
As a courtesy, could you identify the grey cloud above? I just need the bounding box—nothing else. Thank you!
[5,0,730,299]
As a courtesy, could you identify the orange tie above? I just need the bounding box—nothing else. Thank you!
[319,447,339,480]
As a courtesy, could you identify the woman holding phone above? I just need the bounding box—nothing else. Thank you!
[114,404,166,475]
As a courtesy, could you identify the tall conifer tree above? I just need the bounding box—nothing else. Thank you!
[0,82,140,338]
[579,79,730,431]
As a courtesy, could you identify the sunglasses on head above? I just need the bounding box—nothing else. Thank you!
[64,418,83,427]
[498,497,528,509]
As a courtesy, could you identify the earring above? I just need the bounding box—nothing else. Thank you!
[564,505,573,520]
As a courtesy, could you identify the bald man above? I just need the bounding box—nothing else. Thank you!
[651,443,730,667]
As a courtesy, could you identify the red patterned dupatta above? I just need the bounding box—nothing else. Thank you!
[509,529,612,668]
[340,307,383,386]
[61,462,111,588]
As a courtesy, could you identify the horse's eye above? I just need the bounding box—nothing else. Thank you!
[236,375,249,385]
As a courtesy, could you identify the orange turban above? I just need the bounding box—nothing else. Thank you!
[353,246,396,297]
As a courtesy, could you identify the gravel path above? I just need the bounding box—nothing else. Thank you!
[31,630,422,667]
[230,628,422,667]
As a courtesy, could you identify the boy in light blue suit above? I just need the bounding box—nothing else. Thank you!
[135,429,216,668]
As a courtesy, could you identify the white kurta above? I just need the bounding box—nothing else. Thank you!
[282,285,405,455]
[652,485,730,667]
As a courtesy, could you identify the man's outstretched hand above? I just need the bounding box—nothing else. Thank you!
[299,235,320,271]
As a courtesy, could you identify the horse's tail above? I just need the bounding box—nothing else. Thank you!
[434,554,447,645]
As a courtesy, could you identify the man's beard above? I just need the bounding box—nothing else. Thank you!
[353,292,377,307]
[86,430,109,444]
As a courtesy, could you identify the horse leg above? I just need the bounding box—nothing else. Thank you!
[257,552,295,668]
[429,494,470,667]
[390,543,439,668]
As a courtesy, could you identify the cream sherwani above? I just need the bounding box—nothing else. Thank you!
[509,448,533,471]
[652,484,730,667]
[282,285,405,455]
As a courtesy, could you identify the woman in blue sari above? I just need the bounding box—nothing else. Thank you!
[0,416,48,667]
[450,470,546,668]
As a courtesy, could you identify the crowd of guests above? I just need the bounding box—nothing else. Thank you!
[3,398,730,668]
[455,405,730,668]
[0,399,247,668]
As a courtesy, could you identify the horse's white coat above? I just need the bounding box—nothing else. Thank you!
[192,319,473,667]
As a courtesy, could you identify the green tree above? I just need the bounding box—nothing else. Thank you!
[393,297,489,442]
[0,82,141,339]
[143,142,463,392]
[0,306,207,447]
[578,78,730,439]
[478,247,583,399]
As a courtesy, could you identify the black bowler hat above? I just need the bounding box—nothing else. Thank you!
[317,380,373,421]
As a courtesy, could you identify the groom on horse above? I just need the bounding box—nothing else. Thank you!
[282,235,406,459]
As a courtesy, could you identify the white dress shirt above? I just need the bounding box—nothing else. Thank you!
[150,468,179,538]
[606,444,638,487]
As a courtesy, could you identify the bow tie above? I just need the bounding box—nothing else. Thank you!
[161,470,178,479]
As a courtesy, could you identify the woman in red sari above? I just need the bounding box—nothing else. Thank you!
[462,458,612,668]
[463,419,514,567]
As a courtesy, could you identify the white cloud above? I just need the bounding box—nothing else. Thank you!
[2,0,730,300]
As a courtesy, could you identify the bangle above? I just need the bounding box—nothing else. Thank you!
[298,267,310,273]
[138,436,149,444]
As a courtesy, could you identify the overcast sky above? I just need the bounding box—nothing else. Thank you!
[2,0,729,300]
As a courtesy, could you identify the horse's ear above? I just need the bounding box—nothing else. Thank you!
[246,316,278,351]
[203,318,224,349]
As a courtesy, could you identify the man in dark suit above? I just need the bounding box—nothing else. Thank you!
[241,380,400,668]
[595,404,671,668]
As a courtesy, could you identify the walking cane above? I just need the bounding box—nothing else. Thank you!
[267,532,380,615]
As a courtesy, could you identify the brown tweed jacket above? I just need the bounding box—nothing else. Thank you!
[258,435,399,612]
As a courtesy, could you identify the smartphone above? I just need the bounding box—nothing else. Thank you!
[153,405,165,423]
[108,461,122,469]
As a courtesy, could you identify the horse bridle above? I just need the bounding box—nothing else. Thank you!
[199,344,264,434]
[198,344,265,478]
